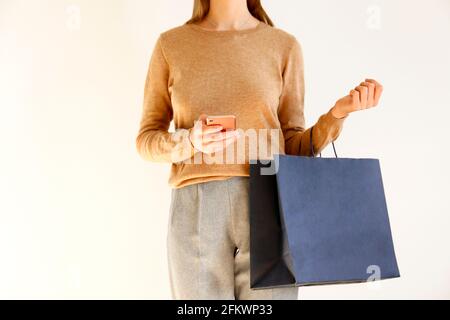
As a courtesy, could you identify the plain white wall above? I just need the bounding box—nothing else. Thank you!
[0,0,449,299]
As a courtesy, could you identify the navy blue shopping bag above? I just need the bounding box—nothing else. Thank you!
[249,127,400,289]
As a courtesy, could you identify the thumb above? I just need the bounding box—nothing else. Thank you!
[198,113,208,124]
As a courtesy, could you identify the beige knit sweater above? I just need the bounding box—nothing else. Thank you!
[136,22,347,188]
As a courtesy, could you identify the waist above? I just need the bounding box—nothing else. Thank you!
[169,163,251,189]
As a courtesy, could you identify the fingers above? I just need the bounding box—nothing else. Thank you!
[191,113,240,154]
[353,79,383,110]
[201,125,224,135]
[336,79,383,116]
[192,122,222,136]
[203,135,239,154]
[203,130,239,143]
[355,85,368,108]
[360,81,376,107]
[365,79,383,106]
[349,89,360,109]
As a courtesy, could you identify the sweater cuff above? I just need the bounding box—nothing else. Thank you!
[314,108,348,145]
[324,108,348,127]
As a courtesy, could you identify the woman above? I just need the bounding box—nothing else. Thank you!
[136,0,383,300]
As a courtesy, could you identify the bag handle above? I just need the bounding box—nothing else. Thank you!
[310,125,338,158]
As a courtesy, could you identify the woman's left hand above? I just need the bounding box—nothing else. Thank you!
[331,79,384,119]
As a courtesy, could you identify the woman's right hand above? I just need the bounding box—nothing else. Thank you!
[189,114,240,155]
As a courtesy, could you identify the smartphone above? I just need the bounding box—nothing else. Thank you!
[206,115,236,132]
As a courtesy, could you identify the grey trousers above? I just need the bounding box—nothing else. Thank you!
[167,176,299,300]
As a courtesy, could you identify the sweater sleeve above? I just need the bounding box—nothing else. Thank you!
[136,35,195,163]
[278,37,348,156]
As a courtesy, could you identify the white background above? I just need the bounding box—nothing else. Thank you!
[0,0,449,299]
